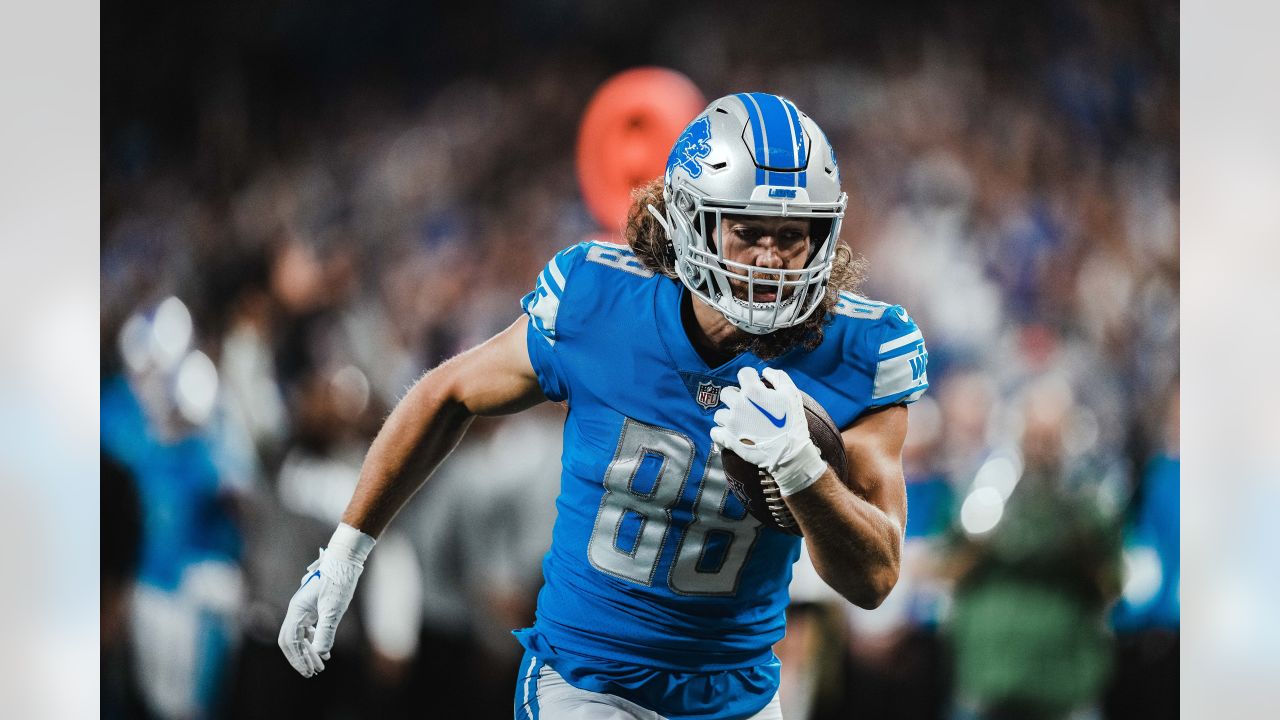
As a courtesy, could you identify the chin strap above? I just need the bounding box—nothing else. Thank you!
[719,295,771,335]
[646,203,675,238]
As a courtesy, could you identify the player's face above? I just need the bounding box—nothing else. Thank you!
[716,215,812,302]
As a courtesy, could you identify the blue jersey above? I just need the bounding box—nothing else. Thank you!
[516,241,928,719]
[101,376,242,592]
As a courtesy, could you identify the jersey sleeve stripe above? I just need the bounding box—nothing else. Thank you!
[546,254,568,291]
[871,381,930,407]
[523,288,560,345]
[902,387,927,404]
[872,349,928,400]
[878,329,923,355]
[839,292,889,308]
[538,269,563,298]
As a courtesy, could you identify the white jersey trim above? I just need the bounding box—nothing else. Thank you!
[878,329,923,355]
[872,346,928,400]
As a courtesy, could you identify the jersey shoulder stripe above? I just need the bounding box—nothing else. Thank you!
[522,241,657,346]
[523,245,586,345]
[832,291,890,320]
[879,328,923,355]
[583,241,655,278]
[825,292,929,405]
[865,302,928,404]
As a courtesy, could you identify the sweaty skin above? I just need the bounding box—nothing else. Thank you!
[787,406,907,608]
[341,219,907,609]
[340,319,544,536]
[716,215,812,304]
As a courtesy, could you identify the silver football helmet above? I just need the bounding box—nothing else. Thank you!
[650,92,847,335]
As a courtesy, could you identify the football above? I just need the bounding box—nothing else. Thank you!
[722,391,849,536]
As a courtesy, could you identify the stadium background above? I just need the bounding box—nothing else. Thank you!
[100,1,1179,718]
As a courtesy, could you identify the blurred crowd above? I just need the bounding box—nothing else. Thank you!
[100,1,1178,718]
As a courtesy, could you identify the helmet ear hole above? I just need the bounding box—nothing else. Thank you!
[807,218,834,260]
[698,211,720,253]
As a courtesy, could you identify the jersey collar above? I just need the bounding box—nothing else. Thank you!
[654,279,768,378]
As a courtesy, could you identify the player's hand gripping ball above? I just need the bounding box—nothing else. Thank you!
[711,367,849,536]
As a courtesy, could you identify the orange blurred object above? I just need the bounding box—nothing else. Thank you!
[576,67,706,233]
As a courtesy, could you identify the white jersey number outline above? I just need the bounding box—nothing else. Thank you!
[587,418,761,596]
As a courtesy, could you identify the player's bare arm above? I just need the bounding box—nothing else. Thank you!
[343,315,546,537]
[279,316,543,677]
[782,404,908,609]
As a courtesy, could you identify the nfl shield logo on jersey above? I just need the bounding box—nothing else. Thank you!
[695,380,722,410]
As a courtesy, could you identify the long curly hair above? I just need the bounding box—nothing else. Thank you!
[624,178,866,360]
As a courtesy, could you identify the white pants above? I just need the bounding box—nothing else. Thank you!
[516,658,784,720]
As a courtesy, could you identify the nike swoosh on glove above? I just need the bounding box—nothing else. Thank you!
[710,366,829,497]
[278,523,376,677]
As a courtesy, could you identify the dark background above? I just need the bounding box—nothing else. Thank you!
[100,2,1179,718]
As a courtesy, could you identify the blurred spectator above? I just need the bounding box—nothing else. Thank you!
[944,375,1123,720]
[773,590,849,720]
[837,394,955,720]
[1105,383,1179,719]
[101,300,246,719]
[206,244,288,471]
[101,452,151,720]
[228,313,420,720]
[352,407,563,718]
[1111,383,1179,630]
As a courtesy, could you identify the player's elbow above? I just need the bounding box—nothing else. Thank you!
[396,363,474,430]
[429,361,469,405]
[853,562,899,609]
[838,556,899,610]
[817,554,899,609]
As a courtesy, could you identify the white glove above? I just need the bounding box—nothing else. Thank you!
[278,522,376,677]
[710,367,829,497]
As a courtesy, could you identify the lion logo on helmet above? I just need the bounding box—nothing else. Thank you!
[666,116,713,180]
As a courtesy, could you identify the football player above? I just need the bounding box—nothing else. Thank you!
[279,92,929,719]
